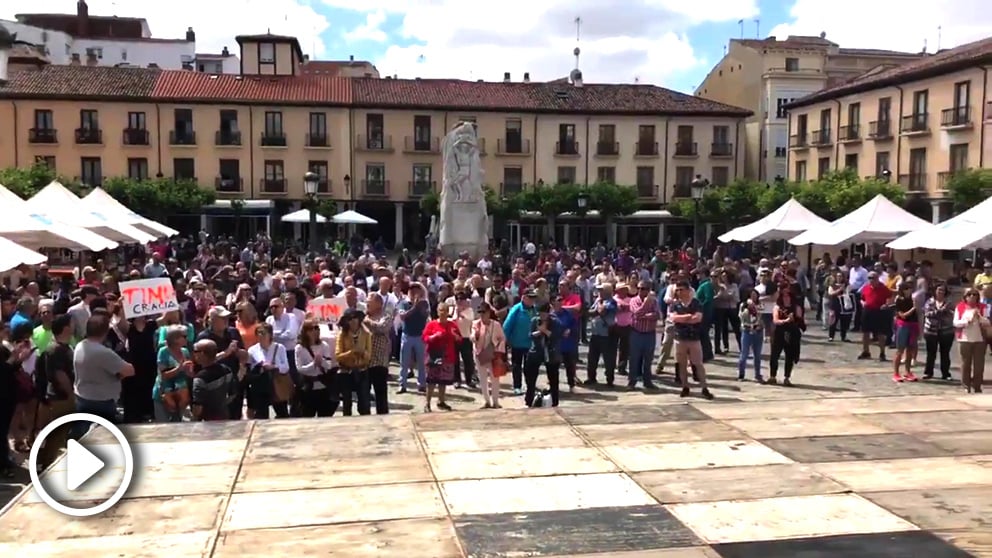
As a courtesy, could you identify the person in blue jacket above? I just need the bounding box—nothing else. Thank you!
[553,294,579,392]
[502,290,537,395]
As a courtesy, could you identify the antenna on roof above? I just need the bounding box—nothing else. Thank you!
[634,75,640,84]
[738,19,744,39]
[754,19,760,39]
[723,45,727,56]
[417,54,425,63]
[922,38,927,54]
[575,16,582,43]
[937,26,942,50]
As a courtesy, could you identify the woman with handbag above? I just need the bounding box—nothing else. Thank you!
[335,309,373,415]
[953,288,987,393]
[246,323,291,418]
[421,304,460,412]
[472,302,506,409]
[768,286,803,386]
[294,319,336,417]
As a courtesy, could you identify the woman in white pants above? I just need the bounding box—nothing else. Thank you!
[472,302,506,409]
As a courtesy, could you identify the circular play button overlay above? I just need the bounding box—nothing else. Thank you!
[28,413,135,517]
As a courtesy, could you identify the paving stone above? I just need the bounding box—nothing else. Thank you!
[725,415,890,440]
[711,531,972,558]
[558,403,711,425]
[864,487,992,531]
[429,447,616,481]
[577,420,741,446]
[601,440,792,472]
[916,431,992,456]
[761,433,951,463]
[635,463,846,504]
[857,410,992,433]
[814,457,992,492]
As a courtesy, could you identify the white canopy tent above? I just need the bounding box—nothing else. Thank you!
[0,237,47,273]
[280,208,328,223]
[0,184,118,251]
[82,188,179,238]
[789,194,931,246]
[719,198,829,242]
[887,196,992,250]
[331,210,377,225]
[25,182,157,244]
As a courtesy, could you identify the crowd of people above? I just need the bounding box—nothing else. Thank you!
[0,232,989,478]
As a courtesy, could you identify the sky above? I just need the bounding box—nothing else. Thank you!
[3,0,992,93]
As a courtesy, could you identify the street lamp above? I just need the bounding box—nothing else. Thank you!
[303,171,320,253]
[881,169,892,183]
[576,191,589,211]
[343,174,352,197]
[690,174,709,249]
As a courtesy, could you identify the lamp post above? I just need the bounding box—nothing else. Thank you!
[690,174,709,249]
[303,171,319,253]
[575,190,589,246]
[881,169,891,183]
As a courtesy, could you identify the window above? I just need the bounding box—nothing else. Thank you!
[776,98,793,119]
[79,109,99,130]
[412,164,433,195]
[954,81,970,109]
[598,124,615,143]
[173,158,195,180]
[774,147,787,157]
[127,157,149,180]
[127,111,146,130]
[36,156,56,168]
[817,157,830,178]
[264,160,285,180]
[264,111,283,135]
[558,124,577,154]
[259,43,275,63]
[639,125,656,143]
[366,113,384,149]
[818,108,831,132]
[845,153,858,170]
[675,166,695,186]
[413,115,432,149]
[636,166,655,197]
[785,57,799,71]
[85,47,103,59]
[504,118,523,153]
[365,164,386,195]
[878,97,891,122]
[596,166,615,183]
[794,160,806,182]
[34,109,54,130]
[711,166,730,187]
[677,125,694,143]
[173,108,194,142]
[309,112,326,136]
[796,114,808,136]
[219,159,240,190]
[913,90,928,115]
[557,166,576,184]
[847,103,860,126]
[712,125,729,144]
[80,157,102,186]
[502,167,523,193]
[908,148,926,189]
[949,143,968,173]
[309,160,329,192]
[875,152,890,178]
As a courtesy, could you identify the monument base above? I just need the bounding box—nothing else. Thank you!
[439,242,487,261]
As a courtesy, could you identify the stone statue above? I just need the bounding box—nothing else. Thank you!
[438,122,488,259]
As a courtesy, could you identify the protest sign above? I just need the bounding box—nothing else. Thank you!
[307,296,347,325]
[119,278,179,319]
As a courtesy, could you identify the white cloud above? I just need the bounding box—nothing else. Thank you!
[320,0,759,87]
[1,0,332,57]
[768,0,991,54]
[343,9,387,43]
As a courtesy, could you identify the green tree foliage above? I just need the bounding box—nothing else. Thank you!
[517,182,580,216]
[316,199,338,219]
[101,177,216,217]
[585,182,640,218]
[812,168,905,218]
[0,161,84,198]
[670,179,767,224]
[946,169,992,213]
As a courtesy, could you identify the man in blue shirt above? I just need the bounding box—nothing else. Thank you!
[9,297,36,333]
[584,284,619,386]
[553,295,579,392]
[397,283,430,393]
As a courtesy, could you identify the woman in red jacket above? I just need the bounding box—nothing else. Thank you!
[422,303,460,412]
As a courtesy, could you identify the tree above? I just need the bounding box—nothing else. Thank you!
[815,168,905,217]
[669,180,767,225]
[585,182,640,246]
[517,182,581,241]
[0,162,84,198]
[316,199,338,219]
[946,169,992,213]
[102,177,216,219]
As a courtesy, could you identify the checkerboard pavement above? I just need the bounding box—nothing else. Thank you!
[1,391,991,557]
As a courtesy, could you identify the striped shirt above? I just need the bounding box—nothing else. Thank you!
[629,295,660,333]
[364,313,393,368]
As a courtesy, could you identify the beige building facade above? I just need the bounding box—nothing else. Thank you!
[695,34,922,183]
[786,36,992,223]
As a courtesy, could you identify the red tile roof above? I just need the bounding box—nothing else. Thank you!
[351,78,752,116]
[788,36,992,109]
[0,64,159,98]
[15,13,146,39]
[151,71,351,105]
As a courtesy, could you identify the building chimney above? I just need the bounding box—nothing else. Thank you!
[221,46,229,56]
[76,0,89,37]
[349,54,354,62]
[148,62,159,68]
[70,53,81,66]
[523,72,530,83]
[503,71,510,83]
[85,51,98,66]
[186,27,195,42]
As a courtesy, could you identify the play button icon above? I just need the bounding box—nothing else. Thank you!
[65,439,106,491]
[28,413,134,517]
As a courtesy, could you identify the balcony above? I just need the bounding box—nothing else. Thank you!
[868,120,893,140]
[496,138,530,156]
[409,180,436,197]
[636,184,658,199]
[403,136,440,154]
[305,133,331,148]
[500,182,526,196]
[809,129,832,146]
[555,140,580,156]
[838,124,861,143]
[215,177,243,193]
[670,183,692,198]
[897,173,927,193]
[72,128,102,145]
[361,179,390,198]
[900,113,929,135]
[356,134,394,152]
[596,141,619,156]
[789,134,808,149]
[28,128,58,144]
[122,128,150,146]
[259,178,287,194]
[215,130,242,146]
[710,142,733,157]
[674,141,698,157]
[635,141,659,157]
[940,106,972,129]
[169,130,196,146]
[260,132,287,147]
